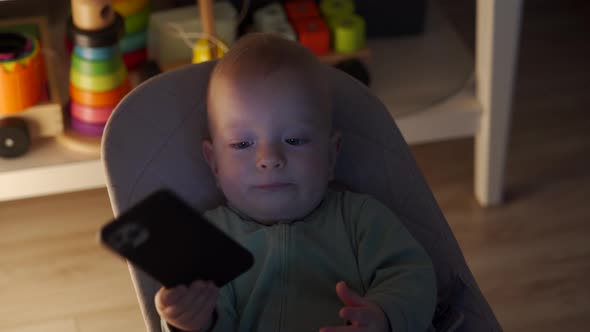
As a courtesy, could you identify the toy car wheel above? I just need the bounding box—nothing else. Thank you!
[0,117,30,158]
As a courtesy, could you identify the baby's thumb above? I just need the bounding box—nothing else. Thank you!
[335,281,364,307]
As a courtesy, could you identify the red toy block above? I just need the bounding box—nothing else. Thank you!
[293,17,331,56]
[285,0,321,21]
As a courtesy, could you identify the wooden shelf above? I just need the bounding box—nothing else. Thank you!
[0,0,519,204]
[0,1,474,201]
[0,136,104,201]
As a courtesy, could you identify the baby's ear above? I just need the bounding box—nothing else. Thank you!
[202,139,219,176]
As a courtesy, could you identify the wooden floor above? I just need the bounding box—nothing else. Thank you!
[1,1,589,331]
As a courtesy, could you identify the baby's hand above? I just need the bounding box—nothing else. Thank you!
[155,280,219,332]
[320,281,389,332]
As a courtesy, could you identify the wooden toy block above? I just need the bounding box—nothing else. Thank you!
[285,1,321,22]
[293,17,331,56]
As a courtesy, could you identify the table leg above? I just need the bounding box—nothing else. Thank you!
[474,0,524,206]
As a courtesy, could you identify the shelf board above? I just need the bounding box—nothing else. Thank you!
[0,136,104,201]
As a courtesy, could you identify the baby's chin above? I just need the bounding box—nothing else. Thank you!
[230,196,324,225]
[251,211,304,225]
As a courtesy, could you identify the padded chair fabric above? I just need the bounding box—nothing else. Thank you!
[102,61,502,332]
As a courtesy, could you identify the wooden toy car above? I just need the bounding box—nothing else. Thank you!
[0,17,63,158]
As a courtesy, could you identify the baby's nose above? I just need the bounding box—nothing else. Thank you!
[256,145,285,170]
[257,158,284,170]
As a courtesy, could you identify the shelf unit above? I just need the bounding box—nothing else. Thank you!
[0,0,524,205]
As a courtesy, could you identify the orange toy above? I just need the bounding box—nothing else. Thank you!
[0,39,44,115]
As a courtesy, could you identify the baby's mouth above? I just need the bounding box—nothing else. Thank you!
[253,183,293,190]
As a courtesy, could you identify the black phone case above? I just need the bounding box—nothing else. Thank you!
[99,189,254,288]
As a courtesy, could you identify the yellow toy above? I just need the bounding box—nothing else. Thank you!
[192,0,225,64]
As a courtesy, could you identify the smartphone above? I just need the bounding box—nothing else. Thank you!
[99,189,254,288]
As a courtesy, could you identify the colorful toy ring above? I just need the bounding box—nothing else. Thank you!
[70,63,127,92]
[119,29,147,53]
[113,0,149,17]
[68,13,124,48]
[122,47,147,70]
[71,51,122,75]
[74,45,118,61]
[71,116,105,136]
[70,100,115,124]
[124,5,150,34]
[69,79,130,107]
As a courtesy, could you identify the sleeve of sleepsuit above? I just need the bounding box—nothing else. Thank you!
[350,195,437,332]
[160,281,238,332]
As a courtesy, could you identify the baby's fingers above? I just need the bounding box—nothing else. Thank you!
[188,281,218,312]
[156,285,188,308]
[188,287,219,327]
[339,307,375,326]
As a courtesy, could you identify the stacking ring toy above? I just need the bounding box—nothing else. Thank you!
[119,29,147,53]
[70,63,127,92]
[71,116,105,136]
[74,45,118,61]
[69,79,130,107]
[68,13,124,48]
[113,0,149,16]
[70,100,115,124]
[124,5,150,34]
[71,0,116,31]
[122,47,147,70]
[71,51,123,75]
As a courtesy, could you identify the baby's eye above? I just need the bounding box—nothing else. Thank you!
[285,138,308,146]
[229,141,253,149]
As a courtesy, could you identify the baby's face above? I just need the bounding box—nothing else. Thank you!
[204,69,340,224]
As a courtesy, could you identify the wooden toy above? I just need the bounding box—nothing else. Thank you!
[69,79,130,107]
[293,17,331,56]
[70,62,127,92]
[71,51,124,75]
[71,0,115,31]
[0,17,63,158]
[261,20,297,41]
[112,0,150,70]
[119,29,147,53]
[122,47,147,69]
[70,116,105,136]
[0,118,29,158]
[74,44,118,60]
[0,34,43,115]
[332,14,366,53]
[70,100,115,124]
[113,0,149,17]
[67,0,128,140]
[250,2,370,66]
[123,4,151,34]
[67,13,124,48]
[320,0,355,26]
[285,1,321,22]
[253,3,287,32]
[148,2,237,70]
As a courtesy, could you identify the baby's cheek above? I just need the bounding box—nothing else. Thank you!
[218,158,249,187]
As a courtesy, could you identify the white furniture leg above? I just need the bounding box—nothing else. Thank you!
[475,0,524,206]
